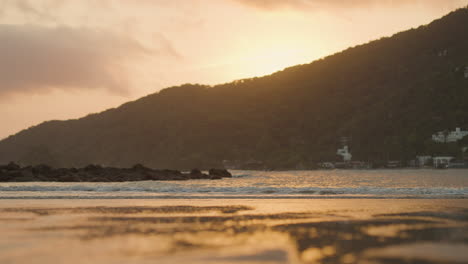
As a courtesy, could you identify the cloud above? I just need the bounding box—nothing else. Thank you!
[231,0,309,10]
[13,0,58,21]
[0,24,150,98]
[231,0,468,11]
[0,0,64,22]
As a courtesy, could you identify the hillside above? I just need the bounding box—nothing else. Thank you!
[1,8,468,169]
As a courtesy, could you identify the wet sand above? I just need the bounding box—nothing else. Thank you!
[0,199,467,264]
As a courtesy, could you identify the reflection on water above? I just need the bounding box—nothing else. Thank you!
[0,199,467,264]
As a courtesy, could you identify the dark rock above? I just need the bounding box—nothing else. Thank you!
[84,164,103,171]
[1,162,21,171]
[7,170,36,182]
[189,169,209,179]
[0,163,231,182]
[0,172,11,181]
[191,169,202,174]
[2,170,23,181]
[20,168,35,180]
[113,172,130,182]
[132,164,150,171]
[11,176,37,182]
[161,169,183,176]
[89,176,110,182]
[32,164,52,174]
[209,169,232,178]
[58,174,81,182]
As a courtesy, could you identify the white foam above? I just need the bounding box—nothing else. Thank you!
[0,185,466,197]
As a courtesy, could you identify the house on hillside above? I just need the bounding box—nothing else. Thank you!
[432,127,468,143]
[337,146,352,162]
[416,156,432,167]
[433,156,455,168]
[448,160,468,168]
[438,49,448,57]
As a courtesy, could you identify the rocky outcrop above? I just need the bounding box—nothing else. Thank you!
[0,162,232,182]
[209,169,232,179]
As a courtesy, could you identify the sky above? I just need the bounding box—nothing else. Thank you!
[1,0,467,139]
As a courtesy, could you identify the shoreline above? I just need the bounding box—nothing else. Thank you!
[0,195,466,199]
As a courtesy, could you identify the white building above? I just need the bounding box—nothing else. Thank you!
[416,156,432,167]
[438,49,448,57]
[337,146,352,162]
[433,156,454,168]
[464,66,468,78]
[432,127,468,143]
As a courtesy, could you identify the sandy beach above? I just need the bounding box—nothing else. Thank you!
[1,198,467,264]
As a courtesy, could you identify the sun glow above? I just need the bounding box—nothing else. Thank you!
[246,49,309,77]
[226,41,321,79]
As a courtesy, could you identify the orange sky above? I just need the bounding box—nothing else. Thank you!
[1,0,467,139]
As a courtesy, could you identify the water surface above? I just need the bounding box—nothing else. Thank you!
[0,169,466,199]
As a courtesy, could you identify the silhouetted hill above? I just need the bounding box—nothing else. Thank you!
[1,8,468,169]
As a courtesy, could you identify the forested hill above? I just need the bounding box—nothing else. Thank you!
[1,8,468,169]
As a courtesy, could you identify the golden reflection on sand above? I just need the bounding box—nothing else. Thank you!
[0,199,467,264]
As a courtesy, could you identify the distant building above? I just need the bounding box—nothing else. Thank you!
[318,162,335,169]
[407,159,417,167]
[448,160,468,168]
[433,156,454,168]
[337,146,352,162]
[350,161,372,169]
[465,66,468,78]
[432,127,468,143]
[438,49,448,57]
[386,160,402,168]
[416,156,432,167]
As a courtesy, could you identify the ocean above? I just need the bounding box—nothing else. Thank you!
[0,169,467,199]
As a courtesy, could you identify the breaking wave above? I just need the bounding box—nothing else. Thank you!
[0,185,466,198]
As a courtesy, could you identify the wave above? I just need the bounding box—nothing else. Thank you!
[0,185,466,197]
[1,196,466,200]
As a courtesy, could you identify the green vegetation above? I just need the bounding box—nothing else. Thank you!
[1,8,468,169]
